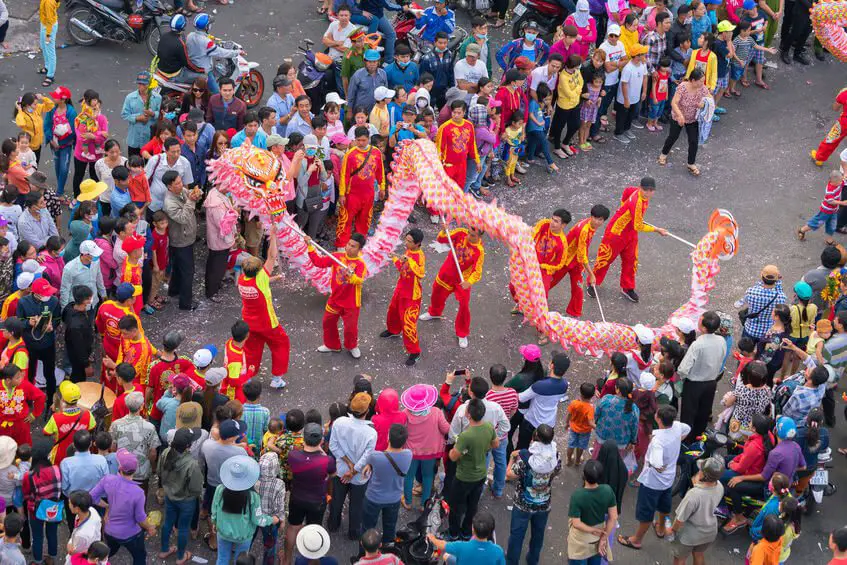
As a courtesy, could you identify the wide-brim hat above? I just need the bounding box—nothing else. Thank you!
[401,384,438,413]
[26,171,50,190]
[220,455,260,491]
[0,436,18,468]
[78,179,108,202]
[176,401,203,429]
[296,525,331,559]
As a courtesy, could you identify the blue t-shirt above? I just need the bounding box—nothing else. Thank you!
[110,186,132,218]
[742,13,768,46]
[389,122,426,143]
[445,540,506,565]
[527,99,545,133]
[520,44,537,62]
[365,449,413,504]
[714,39,730,77]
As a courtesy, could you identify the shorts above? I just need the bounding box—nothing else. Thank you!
[806,209,837,235]
[714,74,729,92]
[634,484,673,523]
[751,46,766,65]
[648,100,666,120]
[568,431,591,449]
[287,498,326,526]
[730,62,747,81]
[670,538,713,558]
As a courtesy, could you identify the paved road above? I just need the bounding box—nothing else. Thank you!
[1,1,846,563]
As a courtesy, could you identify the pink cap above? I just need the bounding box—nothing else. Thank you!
[519,344,542,362]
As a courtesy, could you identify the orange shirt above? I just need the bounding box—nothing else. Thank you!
[308,249,368,309]
[564,218,597,267]
[532,219,567,275]
[606,186,655,238]
[435,119,479,166]
[435,229,484,287]
[339,145,385,197]
[116,335,157,388]
[567,399,595,434]
[0,291,22,321]
[749,539,782,565]
[392,249,425,301]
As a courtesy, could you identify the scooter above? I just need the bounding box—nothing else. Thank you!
[66,0,169,56]
[802,447,836,513]
[512,0,568,43]
[387,495,450,565]
[154,39,265,107]
[672,429,738,498]
[295,39,337,110]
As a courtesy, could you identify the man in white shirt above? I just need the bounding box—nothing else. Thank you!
[145,138,194,212]
[529,53,563,99]
[593,24,629,139]
[619,405,690,549]
[614,45,648,143]
[454,43,488,94]
[323,4,356,61]
[678,311,728,442]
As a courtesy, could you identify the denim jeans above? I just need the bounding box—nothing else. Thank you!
[524,129,554,165]
[206,71,220,94]
[161,497,196,560]
[466,153,490,193]
[39,23,58,78]
[404,458,436,506]
[53,145,72,196]
[362,497,401,544]
[568,556,602,565]
[105,531,147,565]
[216,535,252,565]
[350,14,396,62]
[485,440,508,497]
[30,517,58,563]
[507,507,549,565]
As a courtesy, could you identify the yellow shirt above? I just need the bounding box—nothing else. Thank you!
[369,105,390,135]
[15,98,55,150]
[40,0,60,33]
[790,303,818,339]
[556,68,584,110]
[620,26,640,57]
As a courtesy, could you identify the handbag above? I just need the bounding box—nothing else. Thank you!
[302,184,323,213]
[29,473,63,523]
[738,293,777,325]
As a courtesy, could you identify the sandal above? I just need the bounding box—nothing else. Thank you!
[797,227,806,241]
[492,19,506,28]
[176,552,193,565]
[838,447,847,457]
[158,547,177,559]
[204,532,217,551]
[755,81,770,90]
[730,89,742,97]
[652,521,666,539]
[590,135,606,143]
[741,79,751,87]
[658,154,668,166]
[42,77,53,87]
[687,164,701,176]
[721,519,748,535]
[37,67,47,75]
[616,535,641,550]
[826,238,837,246]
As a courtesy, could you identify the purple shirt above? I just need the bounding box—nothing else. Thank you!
[288,449,336,506]
[89,474,147,539]
[761,440,804,481]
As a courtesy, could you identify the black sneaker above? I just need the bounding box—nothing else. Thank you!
[794,52,811,65]
[621,288,640,303]
[469,189,483,200]
[407,214,417,224]
[781,50,792,65]
[379,330,399,338]
[405,353,421,366]
[586,285,597,299]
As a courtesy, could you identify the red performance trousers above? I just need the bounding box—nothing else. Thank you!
[592,233,638,292]
[0,420,31,446]
[244,325,290,376]
[335,190,374,248]
[323,304,360,350]
[815,115,847,163]
[428,278,471,338]
[553,262,586,318]
[386,291,422,354]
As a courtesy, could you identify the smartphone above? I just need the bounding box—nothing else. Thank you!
[454,369,467,376]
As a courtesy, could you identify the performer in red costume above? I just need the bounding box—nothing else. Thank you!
[220,320,252,402]
[118,234,145,314]
[237,226,290,390]
[335,127,385,248]
[380,228,426,366]
[559,205,611,319]
[435,101,479,215]
[306,233,368,359]
[510,209,571,310]
[94,283,140,392]
[419,225,485,349]
[589,177,668,303]
[0,363,45,446]
[148,330,195,425]
[812,87,847,165]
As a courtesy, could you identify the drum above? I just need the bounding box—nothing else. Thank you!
[76,382,116,429]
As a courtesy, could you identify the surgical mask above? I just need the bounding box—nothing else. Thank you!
[476,33,487,40]
[39,295,50,302]
[91,213,99,222]
[305,147,317,157]
[434,46,446,53]
[397,60,409,69]
[91,255,100,262]
[164,112,176,121]
[525,32,537,42]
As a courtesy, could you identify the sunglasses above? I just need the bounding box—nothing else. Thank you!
[608,33,619,37]
[192,88,206,93]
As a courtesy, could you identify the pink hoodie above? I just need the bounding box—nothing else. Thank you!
[95,236,116,289]
[203,188,237,252]
[403,407,450,460]
[38,251,65,288]
[372,389,408,451]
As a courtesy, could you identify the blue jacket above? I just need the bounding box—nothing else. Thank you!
[385,61,420,92]
[496,38,550,71]
[42,104,77,150]
[416,6,456,43]
[121,90,162,149]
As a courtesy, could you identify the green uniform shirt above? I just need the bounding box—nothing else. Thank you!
[454,422,495,483]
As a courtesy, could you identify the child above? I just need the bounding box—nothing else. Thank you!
[38,235,64,288]
[778,496,801,564]
[127,155,151,215]
[412,73,434,114]
[748,514,784,565]
[257,452,286,565]
[798,170,846,245]
[578,73,605,152]
[243,380,270,456]
[565,382,596,466]
[806,318,831,364]
[502,113,525,187]
[670,34,693,102]
[712,22,735,119]
[16,133,37,175]
[741,0,775,90]
[118,233,145,315]
[150,211,169,310]
[615,44,648,143]
[110,165,132,218]
[94,216,117,294]
[69,540,110,565]
[670,456,724,565]
[355,529,403,565]
[369,87,394,137]
[275,408,305,483]
[11,442,31,545]
[646,57,671,132]
[221,320,252,403]
[733,336,757,382]
[346,107,379,140]
[94,430,118,474]
[526,83,558,172]
[654,358,676,406]
[263,417,284,455]
[417,108,438,140]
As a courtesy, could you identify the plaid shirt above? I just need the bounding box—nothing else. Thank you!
[742,281,786,339]
[419,50,455,94]
[243,403,270,453]
[595,394,640,447]
[643,31,668,72]
[783,384,826,423]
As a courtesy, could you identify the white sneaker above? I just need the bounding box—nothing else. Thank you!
[430,215,440,224]
[458,337,468,348]
[270,376,287,389]
[317,345,340,353]
[350,347,362,359]
[419,312,440,321]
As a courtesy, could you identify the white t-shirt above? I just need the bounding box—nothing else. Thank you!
[324,20,356,61]
[454,58,489,86]
[600,40,627,86]
[64,510,103,564]
[529,65,558,93]
[616,61,647,105]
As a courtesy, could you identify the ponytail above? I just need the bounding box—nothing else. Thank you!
[639,343,651,364]
[610,352,627,378]
[805,407,823,451]
[753,414,774,457]
[616,378,634,413]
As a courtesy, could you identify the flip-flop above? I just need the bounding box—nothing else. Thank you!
[721,519,747,535]
[203,532,217,551]
[37,67,47,75]
[838,447,847,457]
[176,551,193,565]
[652,521,666,538]
[617,535,641,550]
[797,228,806,241]
[755,81,770,90]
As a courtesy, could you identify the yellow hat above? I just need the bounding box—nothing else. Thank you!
[59,381,81,403]
[78,179,108,202]
[631,44,649,56]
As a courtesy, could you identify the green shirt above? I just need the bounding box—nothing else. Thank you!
[567,484,617,527]
[341,50,365,81]
[455,422,495,483]
[211,485,275,542]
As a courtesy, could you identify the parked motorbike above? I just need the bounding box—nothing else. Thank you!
[154,39,264,107]
[801,446,836,513]
[387,495,450,565]
[66,0,169,56]
[511,0,568,43]
[673,429,738,498]
[295,39,337,111]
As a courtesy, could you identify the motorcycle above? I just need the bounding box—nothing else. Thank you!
[511,0,568,43]
[295,39,337,111]
[801,446,836,513]
[154,39,265,108]
[66,0,169,56]
[387,495,450,565]
[672,428,738,498]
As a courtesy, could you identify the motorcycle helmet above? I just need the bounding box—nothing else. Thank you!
[314,52,333,72]
[193,13,212,32]
[170,14,187,33]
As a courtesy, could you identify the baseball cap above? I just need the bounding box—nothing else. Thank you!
[466,42,481,55]
[364,49,380,62]
[171,427,200,452]
[671,316,696,335]
[115,282,135,302]
[31,278,56,297]
[193,346,217,368]
[374,86,396,101]
[794,280,812,300]
[169,372,192,392]
[136,71,152,84]
[303,134,319,148]
[79,240,103,257]
[21,259,45,275]
[266,134,288,148]
[633,323,655,345]
[116,448,138,473]
[349,392,372,415]
[742,0,756,8]
[330,133,350,146]
[303,423,323,447]
[716,20,736,32]
[219,419,242,440]
[697,456,724,482]
[177,401,203,429]
[204,367,227,387]
[639,371,656,391]
[324,92,346,106]
[59,381,81,403]
[519,344,542,362]
[16,272,34,290]
[607,23,621,36]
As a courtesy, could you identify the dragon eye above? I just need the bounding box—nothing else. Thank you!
[246,176,264,189]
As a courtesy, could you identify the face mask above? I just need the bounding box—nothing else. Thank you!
[39,295,51,302]
[476,33,487,40]
[164,112,177,121]
[305,148,317,157]
[397,61,409,69]
[525,32,537,42]
[434,46,446,53]
[91,213,99,222]
[91,256,100,263]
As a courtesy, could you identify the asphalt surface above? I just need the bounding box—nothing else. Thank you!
[1,1,847,563]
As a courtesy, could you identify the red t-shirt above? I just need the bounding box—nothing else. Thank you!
[151,228,169,271]
[112,384,145,421]
[652,70,669,102]
[148,356,196,421]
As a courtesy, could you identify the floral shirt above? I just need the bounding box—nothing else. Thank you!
[594,394,640,447]
[274,431,304,482]
[731,380,771,429]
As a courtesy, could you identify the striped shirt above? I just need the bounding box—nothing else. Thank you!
[485,388,520,420]
[820,182,842,214]
[823,332,847,377]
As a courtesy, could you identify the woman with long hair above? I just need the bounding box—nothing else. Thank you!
[505,344,547,453]
[723,360,771,439]
[207,130,231,162]
[1,138,30,194]
[93,138,127,218]
[599,351,628,396]
[22,444,61,565]
[594,378,640,462]
[180,77,211,116]
[72,89,108,198]
[756,303,792,385]
[43,86,76,195]
[597,438,627,514]
[14,92,54,164]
